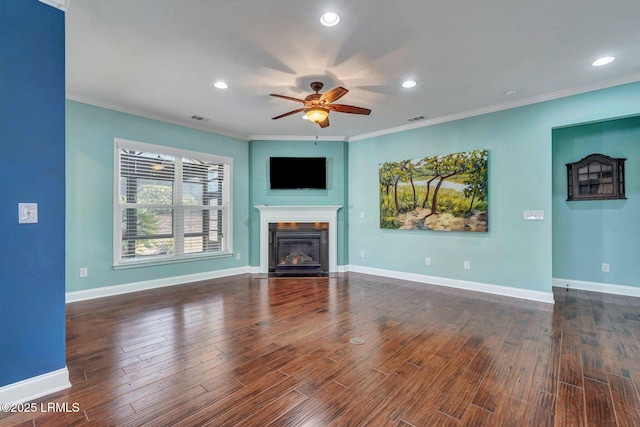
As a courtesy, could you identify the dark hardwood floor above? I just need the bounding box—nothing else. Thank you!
[2,273,640,426]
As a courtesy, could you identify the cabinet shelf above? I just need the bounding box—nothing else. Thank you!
[566,153,626,201]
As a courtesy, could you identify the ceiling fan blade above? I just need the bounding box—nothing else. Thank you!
[329,104,372,115]
[320,86,348,103]
[270,94,306,103]
[272,108,305,120]
[318,117,330,128]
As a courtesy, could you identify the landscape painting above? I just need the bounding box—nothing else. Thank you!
[379,149,488,232]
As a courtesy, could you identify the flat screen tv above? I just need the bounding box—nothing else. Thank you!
[270,157,327,190]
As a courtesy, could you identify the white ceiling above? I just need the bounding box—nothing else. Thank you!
[65,0,640,141]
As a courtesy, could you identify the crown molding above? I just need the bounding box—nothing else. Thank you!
[39,0,68,11]
[66,93,248,142]
[249,135,347,142]
[348,72,640,142]
[69,72,640,144]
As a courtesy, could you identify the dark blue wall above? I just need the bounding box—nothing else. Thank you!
[0,1,66,387]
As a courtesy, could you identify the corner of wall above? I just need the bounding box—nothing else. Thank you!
[0,368,70,405]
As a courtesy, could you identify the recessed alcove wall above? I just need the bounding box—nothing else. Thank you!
[552,115,640,289]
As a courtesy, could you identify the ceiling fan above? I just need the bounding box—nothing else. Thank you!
[270,82,371,128]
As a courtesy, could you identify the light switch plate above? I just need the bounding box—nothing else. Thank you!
[523,210,544,220]
[18,203,38,224]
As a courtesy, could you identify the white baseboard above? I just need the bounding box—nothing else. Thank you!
[66,266,250,303]
[345,265,554,304]
[553,278,640,297]
[144,264,554,303]
[0,368,70,404]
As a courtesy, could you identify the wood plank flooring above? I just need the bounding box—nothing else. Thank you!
[2,273,640,426]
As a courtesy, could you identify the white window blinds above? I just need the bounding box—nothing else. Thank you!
[114,139,233,266]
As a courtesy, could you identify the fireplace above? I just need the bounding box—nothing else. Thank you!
[269,223,328,275]
[255,205,341,275]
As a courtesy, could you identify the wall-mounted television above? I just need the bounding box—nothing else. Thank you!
[270,157,327,190]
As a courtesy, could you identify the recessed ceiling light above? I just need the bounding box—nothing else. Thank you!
[214,81,229,89]
[592,56,615,67]
[320,12,340,27]
[505,90,517,96]
[402,80,417,89]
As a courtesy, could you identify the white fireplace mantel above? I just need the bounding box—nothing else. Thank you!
[255,205,341,274]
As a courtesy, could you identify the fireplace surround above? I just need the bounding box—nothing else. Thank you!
[255,205,341,274]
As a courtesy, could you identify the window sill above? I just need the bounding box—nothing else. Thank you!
[113,251,234,270]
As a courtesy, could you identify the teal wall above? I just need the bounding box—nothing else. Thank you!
[248,140,349,266]
[552,115,640,287]
[66,82,640,295]
[348,82,640,293]
[66,101,249,292]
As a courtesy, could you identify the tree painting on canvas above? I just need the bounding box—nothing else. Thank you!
[379,149,488,231]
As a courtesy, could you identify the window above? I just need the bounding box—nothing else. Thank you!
[566,153,626,201]
[114,139,233,266]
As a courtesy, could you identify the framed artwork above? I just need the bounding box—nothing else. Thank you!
[379,149,488,232]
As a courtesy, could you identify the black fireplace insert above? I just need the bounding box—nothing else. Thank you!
[268,222,328,276]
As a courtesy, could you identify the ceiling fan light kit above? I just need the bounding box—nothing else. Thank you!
[305,107,329,123]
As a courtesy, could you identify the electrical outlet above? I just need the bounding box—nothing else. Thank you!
[79,267,88,278]
[360,212,365,219]
[602,263,610,272]
[360,250,365,258]
[236,253,241,260]
[464,261,470,270]
[425,257,431,266]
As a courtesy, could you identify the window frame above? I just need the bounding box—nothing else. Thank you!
[113,138,233,268]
